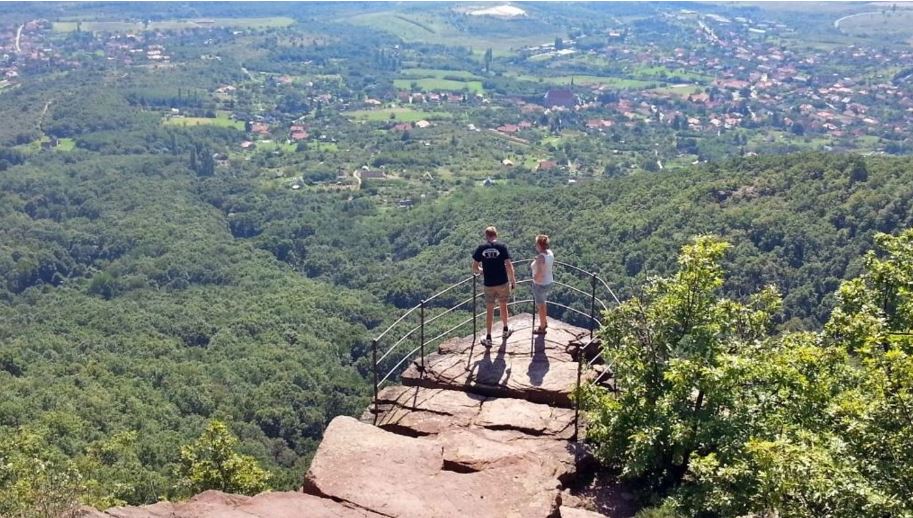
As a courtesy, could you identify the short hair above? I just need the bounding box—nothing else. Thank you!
[536,234,550,249]
[484,226,498,239]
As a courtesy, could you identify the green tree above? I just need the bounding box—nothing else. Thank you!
[584,233,911,516]
[177,420,270,497]
[825,230,913,508]
[78,431,166,509]
[584,236,781,489]
[0,429,83,518]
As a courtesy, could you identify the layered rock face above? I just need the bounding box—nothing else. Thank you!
[83,314,611,517]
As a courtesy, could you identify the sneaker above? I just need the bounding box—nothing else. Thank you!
[532,327,547,335]
[480,337,493,348]
[502,327,514,340]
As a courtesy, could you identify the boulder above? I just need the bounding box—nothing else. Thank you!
[476,396,576,439]
[365,385,488,435]
[560,506,609,518]
[237,491,385,517]
[367,385,576,440]
[101,490,381,518]
[304,416,560,517]
[429,427,580,482]
[400,314,598,407]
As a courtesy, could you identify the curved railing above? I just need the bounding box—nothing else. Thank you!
[370,259,620,440]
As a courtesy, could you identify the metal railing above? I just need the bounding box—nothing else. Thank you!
[370,259,620,441]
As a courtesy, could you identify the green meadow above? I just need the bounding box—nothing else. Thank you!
[344,107,453,122]
[393,78,484,94]
[163,116,245,130]
[53,17,295,33]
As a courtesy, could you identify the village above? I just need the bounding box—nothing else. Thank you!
[1,4,912,201]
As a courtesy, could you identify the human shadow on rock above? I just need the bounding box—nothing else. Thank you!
[527,334,549,387]
[470,338,510,389]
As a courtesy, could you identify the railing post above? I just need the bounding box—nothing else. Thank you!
[472,275,478,340]
[372,338,378,425]
[419,300,425,372]
[531,284,536,333]
[589,273,597,341]
[574,345,583,442]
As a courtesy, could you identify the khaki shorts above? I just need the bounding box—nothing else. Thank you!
[484,283,511,305]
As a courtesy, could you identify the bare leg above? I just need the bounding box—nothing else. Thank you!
[499,299,509,329]
[486,304,494,336]
[537,303,548,328]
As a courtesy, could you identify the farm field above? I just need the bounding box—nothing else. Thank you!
[52,16,295,32]
[648,85,703,98]
[631,65,713,83]
[13,136,76,153]
[399,68,482,80]
[346,11,558,51]
[163,116,245,130]
[509,73,659,89]
[835,10,913,37]
[393,78,484,94]
[253,140,297,153]
[344,107,454,122]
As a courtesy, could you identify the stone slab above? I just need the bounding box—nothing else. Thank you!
[366,385,577,440]
[364,385,488,435]
[101,490,381,518]
[428,427,581,483]
[402,346,584,407]
[560,506,610,518]
[304,416,559,517]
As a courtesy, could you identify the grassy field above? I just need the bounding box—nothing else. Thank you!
[540,130,586,149]
[347,11,557,52]
[648,85,703,98]
[400,68,482,80]
[13,136,76,153]
[56,138,76,151]
[307,142,339,153]
[344,107,453,122]
[163,116,245,130]
[53,17,295,33]
[510,73,658,89]
[393,78,484,94]
[853,134,882,152]
[253,140,297,153]
[836,10,913,37]
[631,65,713,83]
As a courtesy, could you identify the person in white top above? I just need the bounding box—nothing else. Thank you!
[530,234,554,335]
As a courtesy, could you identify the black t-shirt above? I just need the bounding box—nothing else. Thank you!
[473,241,511,286]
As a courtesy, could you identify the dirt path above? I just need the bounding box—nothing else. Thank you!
[15,24,24,53]
[352,169,362,190]
[37,100,53,133]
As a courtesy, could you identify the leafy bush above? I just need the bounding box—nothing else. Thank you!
[177,420,270,497]
[583,231,913,516]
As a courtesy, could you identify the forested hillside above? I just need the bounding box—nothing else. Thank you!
[0,149,385,504]
[3,136,913,508]
[226,152,913,329]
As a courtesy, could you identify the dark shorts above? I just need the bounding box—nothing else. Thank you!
[484,283,510,305]
[532,282,553,305]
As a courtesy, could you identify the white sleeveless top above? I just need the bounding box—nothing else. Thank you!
[531,250,554,285]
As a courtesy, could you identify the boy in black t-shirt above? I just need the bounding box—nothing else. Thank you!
[472,226,517,347]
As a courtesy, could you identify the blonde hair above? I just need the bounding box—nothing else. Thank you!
[536,234,550,250]
[484,226,498,239]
